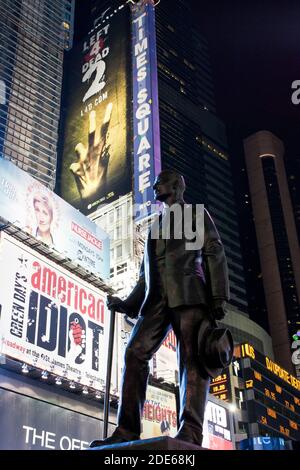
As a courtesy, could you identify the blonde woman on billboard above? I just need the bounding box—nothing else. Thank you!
[70,102,113,201]
[32,193,54,245]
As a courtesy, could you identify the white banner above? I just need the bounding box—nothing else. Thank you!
[153,329,178,385]
[115,315,178,395]
[0,233,111,390]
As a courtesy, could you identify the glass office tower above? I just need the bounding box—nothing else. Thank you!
[0,0,74,189]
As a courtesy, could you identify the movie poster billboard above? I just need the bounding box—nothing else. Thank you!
[60,6,132,215]
[0,158,110,279]
[0,233,112,390]
[131,2,161,220]
[141,385,177,439]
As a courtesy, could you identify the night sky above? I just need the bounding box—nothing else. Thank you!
[191,0,300,155]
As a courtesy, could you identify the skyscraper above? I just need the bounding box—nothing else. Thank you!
[286,153,300,245]
[155,0,248,314]
[0,0,74,189]
[244,130,300,375]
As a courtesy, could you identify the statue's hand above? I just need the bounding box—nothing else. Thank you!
[210,300,227,320]
[107,295,129,314]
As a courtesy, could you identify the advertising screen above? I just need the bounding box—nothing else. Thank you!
[59,6,132,215]
[244,366,300,415]
[239,436,287,451]
[203,400,234,450]
[0,389,112,450]
[247,398,300,440]
[131,2,161,220]
[210,371,231,402]
[0,158,110,279]
[141,385,177,439]
[0,233,111,390]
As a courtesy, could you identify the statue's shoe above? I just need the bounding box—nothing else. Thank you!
[175,430,202,447]
[89,434,139,448]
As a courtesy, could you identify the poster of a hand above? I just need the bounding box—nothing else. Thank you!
[60,6,131,215]
[70,103,113,201]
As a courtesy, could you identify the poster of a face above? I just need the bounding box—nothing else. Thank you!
[59,6,132,215]
[0,158,110,279]
[25,182,60,246]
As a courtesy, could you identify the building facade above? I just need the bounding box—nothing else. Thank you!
[244,130,300,377]
[234,343,300,445]
[0,0,74,189]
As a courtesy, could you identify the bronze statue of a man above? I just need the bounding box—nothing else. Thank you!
[90,169,230,447]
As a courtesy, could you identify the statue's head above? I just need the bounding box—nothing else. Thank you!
[153,169,186,203]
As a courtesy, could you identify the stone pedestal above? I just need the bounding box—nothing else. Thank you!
[90,436,205,451]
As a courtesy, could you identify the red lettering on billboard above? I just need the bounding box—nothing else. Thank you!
[31,261,104,324]
[71,222,103,250]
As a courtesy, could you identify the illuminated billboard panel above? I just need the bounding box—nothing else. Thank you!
[59,7,132,215]
[141,385,177,439]
[210,371,232,402]
[203,400,234,450]
[0,158,110,279]
[131,2,161,220]
[0,233,112,390]
[0,389,116,450]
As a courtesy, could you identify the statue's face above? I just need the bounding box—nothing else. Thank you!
[153,173,176,201]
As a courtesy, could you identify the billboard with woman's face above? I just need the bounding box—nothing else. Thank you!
[0,158,110,280]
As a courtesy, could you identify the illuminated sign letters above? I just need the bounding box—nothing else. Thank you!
[131,2,161,220]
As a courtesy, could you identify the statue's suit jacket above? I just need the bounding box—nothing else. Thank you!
[125,206,230,317]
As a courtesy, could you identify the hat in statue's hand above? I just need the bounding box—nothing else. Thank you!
[197,319,234,378]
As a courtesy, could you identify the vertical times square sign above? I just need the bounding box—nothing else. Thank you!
[131,2,161,221]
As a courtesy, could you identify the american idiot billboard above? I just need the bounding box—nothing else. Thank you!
[59,6,132,215]
[0,233,112,390]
